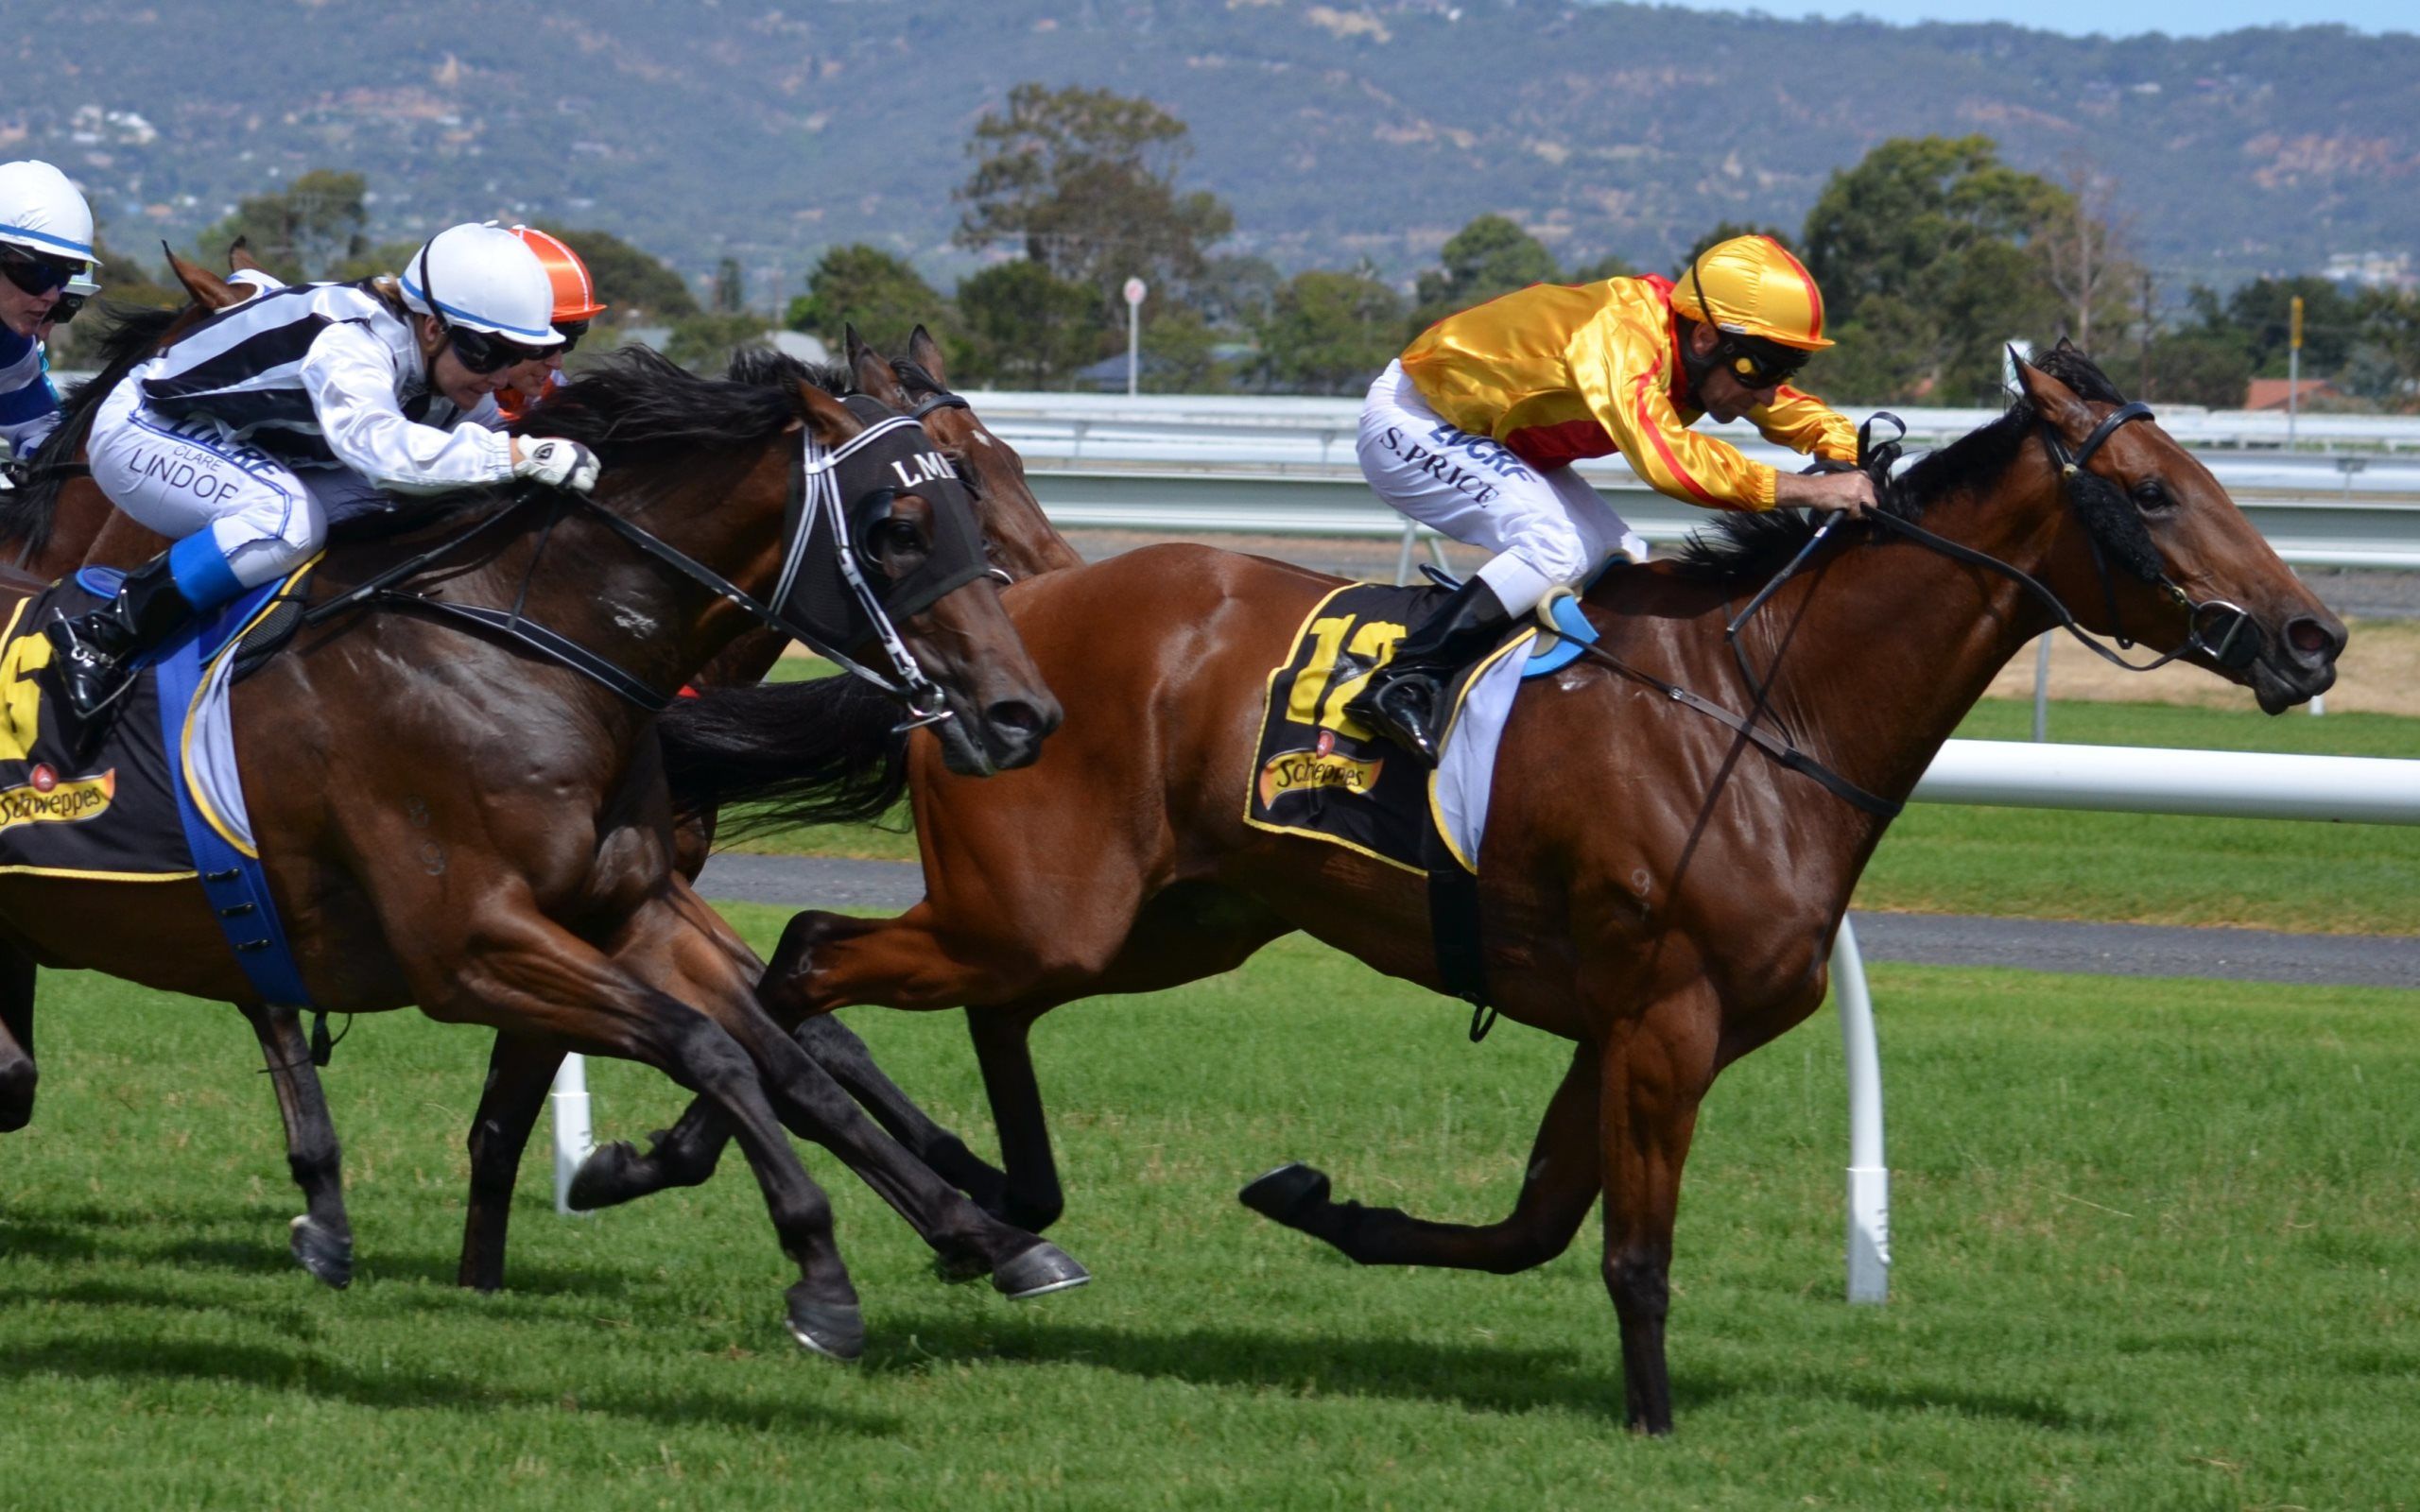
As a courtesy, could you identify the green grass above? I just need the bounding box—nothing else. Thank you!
[3,904,2415,1509]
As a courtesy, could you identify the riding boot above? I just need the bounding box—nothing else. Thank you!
[43,549,200,725]
[1341,576,1514,766]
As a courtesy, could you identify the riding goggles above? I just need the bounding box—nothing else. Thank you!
[553,318,590,355]
[1717,335,1809,392]
[446,322,564,376]
[0,243,91,300]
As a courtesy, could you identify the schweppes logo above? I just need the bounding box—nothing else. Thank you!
[0,764,116,830]
[1256,747,1384,808]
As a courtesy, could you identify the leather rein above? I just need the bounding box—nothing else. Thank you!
[1568,401,2259,821]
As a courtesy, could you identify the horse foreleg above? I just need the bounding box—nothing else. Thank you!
[456,1032,565,1292]
[239,1004,354,1289]
[0,944,35,1132]
[1596,988,1720,1436]
[1239,1040,1600,1273]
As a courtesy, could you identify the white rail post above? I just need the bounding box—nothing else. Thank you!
[2031,632,2052,742]
[1833,918,1890,1304]
[1393,519,1420,585]
[552,1054,596,1217]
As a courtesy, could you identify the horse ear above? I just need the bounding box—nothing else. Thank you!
[907,324,950,387]
[164,243,244,312]
[846,325,909,408]
[794,377,864,447]
[2011,348,2092,437]
[227,235,261,275]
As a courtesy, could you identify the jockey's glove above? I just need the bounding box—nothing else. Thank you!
[515,438,602,494]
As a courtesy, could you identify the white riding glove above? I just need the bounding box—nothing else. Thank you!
[513,438,601,494]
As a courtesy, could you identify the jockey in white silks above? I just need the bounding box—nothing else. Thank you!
[46,222,603,719]
[0,161,100,468]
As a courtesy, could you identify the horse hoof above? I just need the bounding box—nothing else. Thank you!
[565,1140,647,1211]
[1239,1161,1330,1226]
[992,1241,1090,1300]
[0,1060,33,1133]
[288,1215,353,1290]
[785,1296,866,1362]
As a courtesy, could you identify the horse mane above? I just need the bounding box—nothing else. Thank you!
[511,344,823,464]
[0,302,183,557]
[1668,345,2129,585]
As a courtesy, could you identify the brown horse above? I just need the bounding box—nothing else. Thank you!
[446,325,1091,1293]
[561,347,2344,1427]
[0,345,1084,1358]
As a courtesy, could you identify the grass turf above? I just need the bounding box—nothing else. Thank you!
[2,904,2414,1509]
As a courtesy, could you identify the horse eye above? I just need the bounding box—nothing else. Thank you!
[876,518,924,554]
[2132,480,2172,512]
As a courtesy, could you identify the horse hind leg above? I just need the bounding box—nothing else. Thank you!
[240,1004,354,1288]
[1240,1040,1600,1275]
[0,943,35,1132]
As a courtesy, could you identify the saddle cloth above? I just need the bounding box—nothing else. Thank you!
[1242,581,1561,877]
[0,562,314,1003]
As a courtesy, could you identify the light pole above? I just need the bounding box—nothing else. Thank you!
[1123,277,1146,396]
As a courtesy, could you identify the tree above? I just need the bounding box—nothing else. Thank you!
[1798,135,2070,404]
[785,244,944,352]
[711,257,746,315]
[2223,275,2359,376]
[1411,215,1558,328]
[1567,250,1641,284]
[956,83,1234,321]
[199,169,370,283]
[2033,158,2138,352]
[1671,221,1797,276]
[954,260,1102,388]
[1253,268,1405,395]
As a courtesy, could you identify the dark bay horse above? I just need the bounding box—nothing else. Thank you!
[566,348,2343,1426]
[0,346,1081,1359]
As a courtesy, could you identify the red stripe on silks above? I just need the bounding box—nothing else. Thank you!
[677,684,701,699]
[1634,362,1720,507]
[1764,237,1824,341]
[1504,417,1616,470]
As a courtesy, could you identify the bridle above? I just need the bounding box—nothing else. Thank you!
[307,408,987,728]
[1576,400,2268,820]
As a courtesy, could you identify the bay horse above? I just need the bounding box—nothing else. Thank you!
[560,346,2343,1427]
[0,345,1084,1359]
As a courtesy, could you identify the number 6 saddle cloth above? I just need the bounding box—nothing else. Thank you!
[0,562,315,1005]
[1243,580,1572,879]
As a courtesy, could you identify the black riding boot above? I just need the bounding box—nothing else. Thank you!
[44,551,199,723]
[1341,576,1513,765]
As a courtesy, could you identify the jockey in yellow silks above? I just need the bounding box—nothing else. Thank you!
[1344,232,1878,763]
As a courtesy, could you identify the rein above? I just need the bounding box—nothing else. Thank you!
[1581,398,2256,821]
[303,418,964,723]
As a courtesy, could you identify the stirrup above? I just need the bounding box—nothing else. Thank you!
[1348,676,1443,765]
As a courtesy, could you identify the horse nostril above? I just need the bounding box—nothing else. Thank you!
[2285,617,2339,661]
[985,699,1046,739]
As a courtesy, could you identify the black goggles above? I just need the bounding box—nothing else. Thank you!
[554,318,590,354]
[446,322,562,376]
[1720,337,1809,391]
[0,244,89,300]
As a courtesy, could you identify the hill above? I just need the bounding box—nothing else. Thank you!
[12,2,2416,292]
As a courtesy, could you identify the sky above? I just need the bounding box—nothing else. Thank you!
[1654,0,2415,38]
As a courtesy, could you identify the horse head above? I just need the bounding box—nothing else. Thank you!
[791,374,1063,775]
[844,323,1083,579]
[2011,345,2343,713]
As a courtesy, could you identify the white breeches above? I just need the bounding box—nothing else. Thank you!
[89,367,326,593]
[1356,359,1646,615]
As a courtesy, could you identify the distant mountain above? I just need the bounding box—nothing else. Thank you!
[14,2,2417,295]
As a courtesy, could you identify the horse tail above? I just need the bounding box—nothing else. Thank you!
[660,675,909,837]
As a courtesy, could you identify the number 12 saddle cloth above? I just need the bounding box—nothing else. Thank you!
[0,563,314,1005]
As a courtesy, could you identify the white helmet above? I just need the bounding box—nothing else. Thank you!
[397,223,562,346]
[0,160,99,267]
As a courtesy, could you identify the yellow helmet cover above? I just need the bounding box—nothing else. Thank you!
[1669,234,1833,352]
